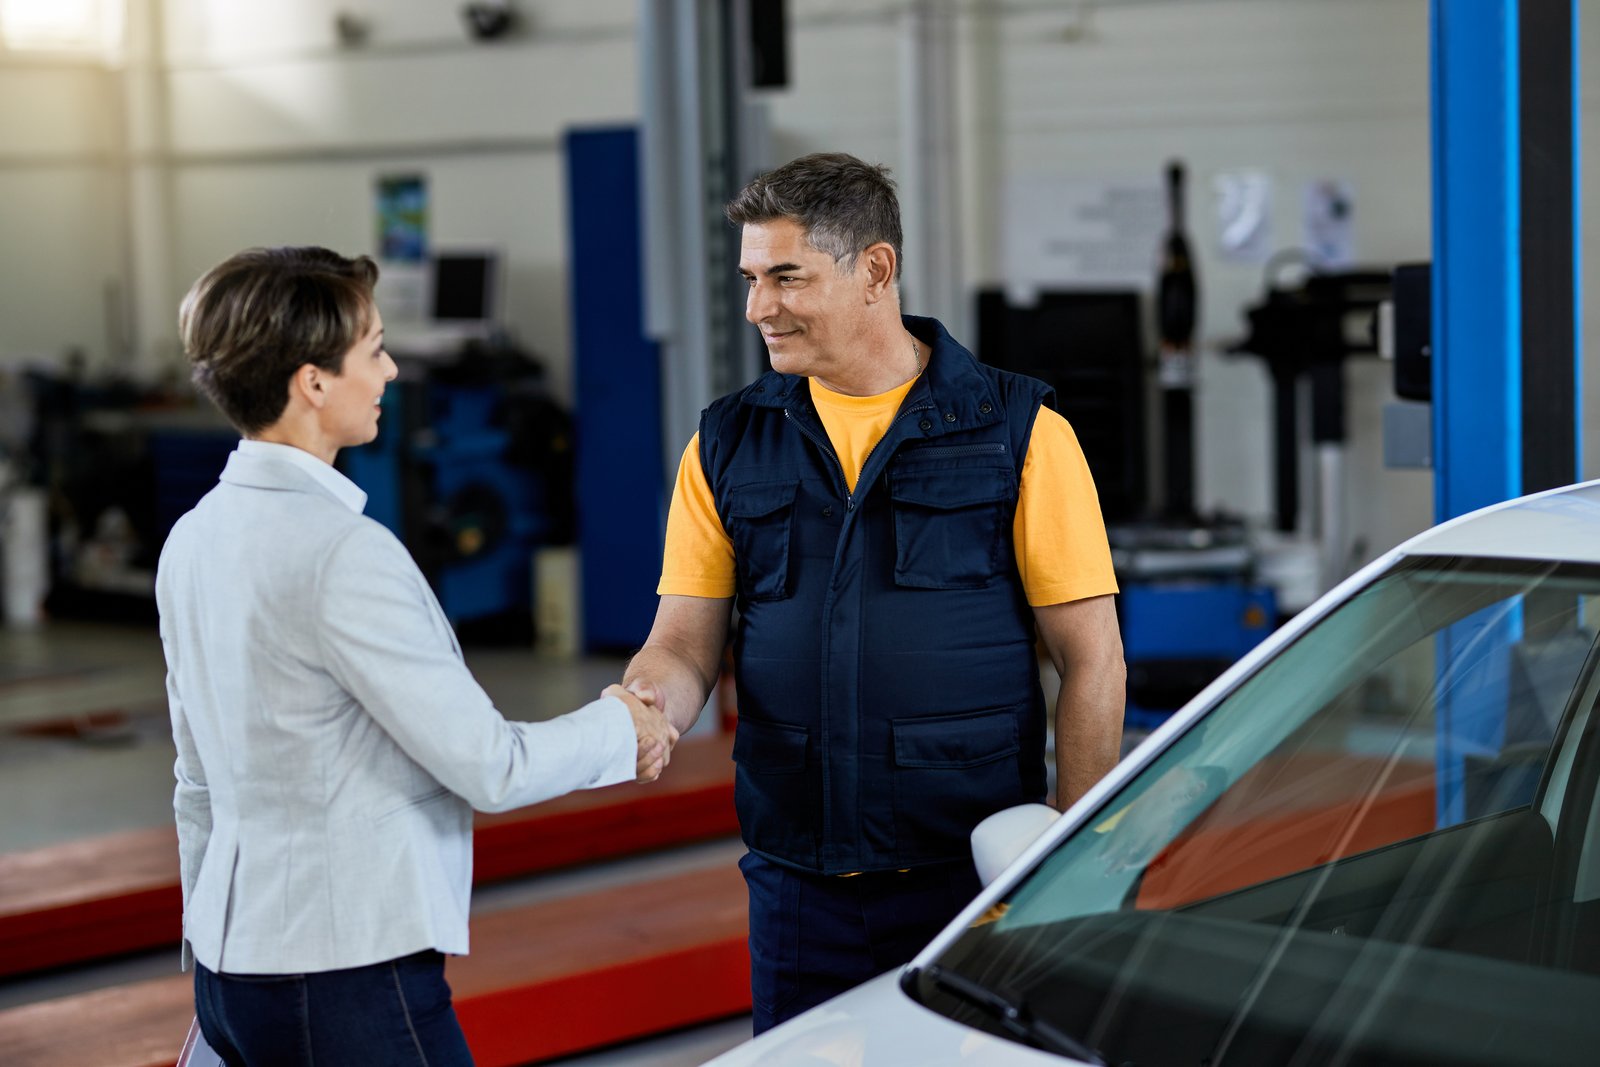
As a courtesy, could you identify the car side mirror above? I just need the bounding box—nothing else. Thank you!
[970,803,1060,886]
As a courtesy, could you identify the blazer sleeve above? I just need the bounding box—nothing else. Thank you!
[162,625,210,972]
[315,521,635,811]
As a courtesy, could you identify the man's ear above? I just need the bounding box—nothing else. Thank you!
[290,363,327,409]
[860,242,897,304]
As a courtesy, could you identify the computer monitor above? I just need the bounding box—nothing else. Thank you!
[430,249,499,332]
[385,249,501,356]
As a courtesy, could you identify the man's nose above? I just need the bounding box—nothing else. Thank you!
[746,281,774,324]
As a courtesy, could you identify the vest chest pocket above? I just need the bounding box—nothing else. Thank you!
[724,479,799,601]
[889,462,1014,589]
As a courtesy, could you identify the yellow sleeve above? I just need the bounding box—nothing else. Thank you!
[1013,407,1119,607]
[657,433,737,598]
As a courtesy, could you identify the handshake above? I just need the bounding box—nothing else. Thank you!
[602,682,678,783]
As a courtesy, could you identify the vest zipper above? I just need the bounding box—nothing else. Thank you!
[847,402,933,510]
[786,395,927,871]
[782,408,849,500]
[784,400,934,507]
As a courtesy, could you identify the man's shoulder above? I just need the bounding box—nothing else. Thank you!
[700,372,794,435]
[706,372,794,413]
[914,316,1052,406]
[970,356,1053,402]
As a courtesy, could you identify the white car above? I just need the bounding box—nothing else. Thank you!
[710,481,1600,1066]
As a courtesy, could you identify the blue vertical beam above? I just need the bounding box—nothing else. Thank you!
[1430,0,1521,525]
[1431,1,1520,826]
[567,127,666,652]
[1430,1,1518,827]
[1429,0,1581,826]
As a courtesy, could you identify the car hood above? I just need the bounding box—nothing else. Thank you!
[704,970,1085,1066]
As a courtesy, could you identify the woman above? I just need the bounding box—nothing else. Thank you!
[159,246,674,1065]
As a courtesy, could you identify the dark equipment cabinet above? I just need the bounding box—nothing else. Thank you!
[976,289,1147,524]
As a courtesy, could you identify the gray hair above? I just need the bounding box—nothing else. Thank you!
[724,152,903,279]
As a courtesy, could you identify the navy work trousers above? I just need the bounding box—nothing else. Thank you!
[740,851,982,1034]
[194,950,474,1066]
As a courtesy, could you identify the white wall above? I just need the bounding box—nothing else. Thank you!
[0,61,125,370]
[155,0,638,403]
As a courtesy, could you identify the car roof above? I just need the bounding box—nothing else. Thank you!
[1397,479,1600,564]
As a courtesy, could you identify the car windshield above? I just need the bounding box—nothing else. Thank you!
[912,555,1600,1066]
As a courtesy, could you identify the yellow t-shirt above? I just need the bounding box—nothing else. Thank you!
[658,378,1118,607]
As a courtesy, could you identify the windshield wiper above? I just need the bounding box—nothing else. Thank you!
[922,964,1107,1065]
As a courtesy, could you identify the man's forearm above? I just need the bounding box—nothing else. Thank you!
[1053,659,1126,810]
[624,645,717,735]
[623,595,731,737]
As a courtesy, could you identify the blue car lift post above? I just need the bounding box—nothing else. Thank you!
[1430,0,1580,825]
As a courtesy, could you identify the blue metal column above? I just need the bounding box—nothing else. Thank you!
[567,127,666,652]
[1429,0,1581,825]
[1431,0,1521,524]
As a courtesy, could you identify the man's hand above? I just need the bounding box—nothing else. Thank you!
[624,678,663,708]
[603,683,679,782]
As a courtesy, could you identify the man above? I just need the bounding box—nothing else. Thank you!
[624,154,1124,1032]
[161,246,676,1064]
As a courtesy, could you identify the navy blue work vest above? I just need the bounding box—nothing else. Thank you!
[700,315,1054,874]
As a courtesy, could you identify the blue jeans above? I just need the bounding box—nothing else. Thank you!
[194,950,474,1066]
[740,852,981,1034]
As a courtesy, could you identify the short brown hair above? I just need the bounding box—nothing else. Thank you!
[724,152,903,279]
[178,246,379,434]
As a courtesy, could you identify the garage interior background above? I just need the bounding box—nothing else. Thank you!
[0,0,1594,1061]
[12,0,1586,566]
[2,0,1595,593]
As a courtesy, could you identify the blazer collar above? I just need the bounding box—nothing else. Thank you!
[221,441,369,514]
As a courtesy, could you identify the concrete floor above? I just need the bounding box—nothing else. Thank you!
[0,619,751,1065]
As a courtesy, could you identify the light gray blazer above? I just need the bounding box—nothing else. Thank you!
[157,443,633,975]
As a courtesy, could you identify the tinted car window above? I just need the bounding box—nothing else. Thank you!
[913,556,1600,1066]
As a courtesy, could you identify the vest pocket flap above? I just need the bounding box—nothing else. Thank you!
[733,718,809,773]
[893,708,1020,769]
[726,479,799,518]
[890,467,1012,510]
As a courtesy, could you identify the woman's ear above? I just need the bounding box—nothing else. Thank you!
[861,242,897,304]
[290,363,326,409]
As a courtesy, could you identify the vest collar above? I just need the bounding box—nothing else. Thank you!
[740,314,1006,438]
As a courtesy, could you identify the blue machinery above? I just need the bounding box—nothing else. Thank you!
[340,366,560,636]
[343,127,660,647]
